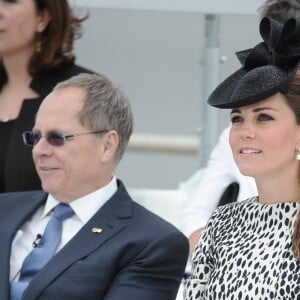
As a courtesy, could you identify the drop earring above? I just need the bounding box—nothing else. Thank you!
[35,33,42,53]
[297,148,300,160]
[35,40,42,53]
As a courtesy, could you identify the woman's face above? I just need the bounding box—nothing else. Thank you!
[0,0,50,56]
[229,93,300,180]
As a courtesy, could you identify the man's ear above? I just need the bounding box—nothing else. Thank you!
[100,130,119,162]
[36,9,52,33]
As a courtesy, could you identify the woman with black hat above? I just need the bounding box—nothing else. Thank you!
[184,17,300,299]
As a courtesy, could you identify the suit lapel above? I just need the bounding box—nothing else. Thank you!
[24,182,133,300]
[0,192,46,300]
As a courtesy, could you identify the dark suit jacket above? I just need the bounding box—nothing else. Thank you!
[0,180,189,300]
[3,64,94,193]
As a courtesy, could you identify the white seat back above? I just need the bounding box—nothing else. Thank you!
[128,188,188,230]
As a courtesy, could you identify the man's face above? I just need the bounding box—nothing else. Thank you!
[32,87,108,202]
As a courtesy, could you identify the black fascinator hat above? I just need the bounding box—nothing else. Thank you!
[208,17,300,108]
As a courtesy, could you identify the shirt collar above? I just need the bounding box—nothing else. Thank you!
[43,176,118,223]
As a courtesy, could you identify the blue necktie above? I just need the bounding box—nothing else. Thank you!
[10,203,74,300]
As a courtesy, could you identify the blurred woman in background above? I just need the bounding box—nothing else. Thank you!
[0,0,94,192]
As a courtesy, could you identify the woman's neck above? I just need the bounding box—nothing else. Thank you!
[256,171,300,204]
[0,49,38,121]
[2,48,33,85]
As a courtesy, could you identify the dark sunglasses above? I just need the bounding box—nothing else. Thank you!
[22,130,109,147]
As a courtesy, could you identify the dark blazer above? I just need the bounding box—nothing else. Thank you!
[0,180,189,300]
[3,64,94,193]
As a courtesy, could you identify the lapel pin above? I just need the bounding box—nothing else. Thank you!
[92,227,102,234]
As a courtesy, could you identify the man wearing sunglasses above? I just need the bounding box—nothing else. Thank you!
[0,73,188,300]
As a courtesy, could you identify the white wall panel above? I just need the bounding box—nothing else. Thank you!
[69,0,264,15]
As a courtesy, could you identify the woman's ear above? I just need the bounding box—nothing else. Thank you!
[295,125,300,148]
[295,135,300,158]
[36,9,52,33]
[100,130,119,162]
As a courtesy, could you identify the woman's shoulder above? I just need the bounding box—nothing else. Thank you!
[218,196,257,211]
[203,197,258,238]
[56,63,96,79]
[40,63,95,79]
[31,64,97,96]
[209,197,258,222]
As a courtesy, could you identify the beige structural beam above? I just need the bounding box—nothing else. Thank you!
[128,133,200,154]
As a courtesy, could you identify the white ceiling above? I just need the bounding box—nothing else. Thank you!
[69,0,265,15]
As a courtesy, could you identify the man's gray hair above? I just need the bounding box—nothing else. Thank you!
[54,73,133,161]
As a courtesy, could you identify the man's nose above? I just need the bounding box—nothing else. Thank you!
[32,136,53,156]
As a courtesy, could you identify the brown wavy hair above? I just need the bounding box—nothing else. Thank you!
[281,69,300,260]
[0,0,88,85]
[30,0,88,73]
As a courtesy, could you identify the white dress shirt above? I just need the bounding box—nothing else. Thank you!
[10,176,117,280]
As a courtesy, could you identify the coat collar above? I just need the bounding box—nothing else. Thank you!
[19,180,132,299]
[0,191,46,300]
